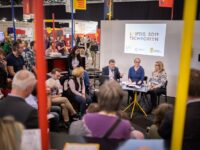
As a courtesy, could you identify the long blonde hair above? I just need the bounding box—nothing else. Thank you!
[0,116,24,150]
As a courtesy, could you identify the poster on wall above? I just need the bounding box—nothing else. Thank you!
[124,24,167,57]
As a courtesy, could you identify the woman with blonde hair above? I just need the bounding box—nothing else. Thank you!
[66,67,92,115]
[0,116,24,150]
[147,61,167,109]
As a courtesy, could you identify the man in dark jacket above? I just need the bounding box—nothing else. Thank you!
[102,59,123,81]
[0,70,38,129]
[158,69,200,150]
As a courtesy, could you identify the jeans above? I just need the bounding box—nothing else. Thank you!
[74,95,92,115]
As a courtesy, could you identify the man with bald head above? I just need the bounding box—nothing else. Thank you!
[0,70,38,129]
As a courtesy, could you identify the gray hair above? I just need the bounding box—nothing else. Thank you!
[12,70,36,90]
[98,80,124,112]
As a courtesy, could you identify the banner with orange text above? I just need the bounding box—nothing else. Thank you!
[74,0,86,10]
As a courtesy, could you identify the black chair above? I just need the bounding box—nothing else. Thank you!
[157,81,168,105]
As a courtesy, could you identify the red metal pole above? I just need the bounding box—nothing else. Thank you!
[52,13,56,51]
[34,0,49,150]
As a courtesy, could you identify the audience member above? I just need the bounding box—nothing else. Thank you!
[102,59,123,81]
[146,103,173,139]
[128,58,145,84]
[158,69,200,150]
[6,41,25,78]
[0,49,7,98]
[0,70,38,129]
[46,68,79,128]
[147,61,167,109]
[69,103,100,136]
[0,116,24,150]
[2,36,12,55]
[66,67,92,116]
[45,42,56,56]
[83,80,132,139]
[22,41,36,74]
[56,36,68,55]
[68,46,84,72]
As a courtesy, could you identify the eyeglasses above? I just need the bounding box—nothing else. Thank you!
[134,61,140,63]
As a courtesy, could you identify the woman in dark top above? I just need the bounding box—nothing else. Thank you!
[128,58,145,101]
[66,67,91,115]
[68,46,84,73]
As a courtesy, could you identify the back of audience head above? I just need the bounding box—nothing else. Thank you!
[0,116,24,150]
[12,70,37,98]
[70,46,80,57]
[188,69,200,99]
[153,103,173,126]
[86,103,100,113]
[30,41,35,49]
[72,67,84,78]
[98,80,124,113]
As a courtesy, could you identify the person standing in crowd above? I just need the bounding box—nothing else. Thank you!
[2,36,12,55]
[0,48,7,98]
[128,58,145,85]
[0,116,24,150]
[75,35,81,47]
[22,41,36,74]
[46,68,79,128]
[0,70,38,129]
[56,36,68,56]
[45,42,56,56]
[66,67,92,116]
[146,103,173,139]
[102,59,123,81]
[147,61,167,109]
[68,46,84,72]
[158,69,200,150]
[6,41,25,78]
[83,80,132,139]
[90,38,98,66]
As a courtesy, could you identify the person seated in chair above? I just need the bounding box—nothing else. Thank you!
[147,61,167,109]
[66,67,92,116]
[46,68,79,128]
[102,59,123,81]
[127,58,145,101]
[128,58,145,85]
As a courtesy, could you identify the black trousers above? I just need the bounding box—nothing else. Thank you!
[147,88,166,108]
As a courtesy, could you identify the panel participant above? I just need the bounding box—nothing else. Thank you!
[102,59,123,81]
[128,58,145,85]
[147,61,167,109]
